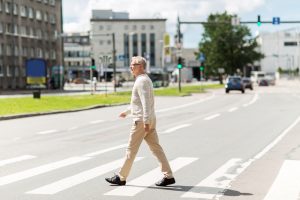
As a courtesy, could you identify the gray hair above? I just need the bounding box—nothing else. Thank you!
[131,56,146,69]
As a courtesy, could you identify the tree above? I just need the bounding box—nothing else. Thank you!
[196,12,264,76]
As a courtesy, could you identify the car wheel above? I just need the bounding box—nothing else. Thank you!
[241,90,245,93]
[226,89,229,93]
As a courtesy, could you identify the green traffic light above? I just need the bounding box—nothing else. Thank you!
[200,66,204,71]
[177,64,182,69]
[257,22,261,27]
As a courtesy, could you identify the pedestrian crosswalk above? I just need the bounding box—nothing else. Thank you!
[0,153,299,199]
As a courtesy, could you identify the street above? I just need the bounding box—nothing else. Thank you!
[0,79,300,200]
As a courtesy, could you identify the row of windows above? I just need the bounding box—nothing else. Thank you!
[64,61,91,67]
[64,37,90,44]
[64,51,90,58]
[99,24,155,31]
[0,64,25,77]
[0,2,56,24]
[0,44,56,59]
[284,41,299,46]
[0,22,57,40]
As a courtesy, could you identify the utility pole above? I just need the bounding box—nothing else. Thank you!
[112,33,117,93]
[176,16,182,93]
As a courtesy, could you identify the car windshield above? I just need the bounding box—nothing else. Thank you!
[229,77,241,82]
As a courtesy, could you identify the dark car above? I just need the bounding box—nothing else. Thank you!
[258,79,269,86]
[225,76,245,93]
[242,77,253,90]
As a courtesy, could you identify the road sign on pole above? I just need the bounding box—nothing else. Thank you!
[272,17,280,25]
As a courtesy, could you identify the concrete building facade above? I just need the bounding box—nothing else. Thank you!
[258,27,300,73]
[90,10,166,80]
[0,0,63,89]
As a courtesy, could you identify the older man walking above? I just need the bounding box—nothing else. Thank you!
[105,56,175,187]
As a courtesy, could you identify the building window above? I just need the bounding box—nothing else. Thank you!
[22,47,27,57]
[107,40,111,45]
[141,25,146,30]
[0,1,2,12]
[6,45,11,56]
[36,29,42,39]
[20,5,27,17]
[6,66,12,77]
[50,14,56,24]
[132,25,137,31]
[107,25,111,31]
[49,0,55,6]
[44,0,48,4]
[13,3,18,15]
[15,67,19,77]
[37,48,43,58]
[28,7,34,19]
[0,22,3,33]
[5,2,10,14]
[99,40,103,45]
[124,34,129,66]
[141,33,147,57]
[51,50,56,59]
[284,41,298,46]
[99,25,103,30]
[36,10,42,20]
[150,25,154,30]
[44,12,48,22]
[30,48,35,57]
[14,46,18,56]
[0,61,3,77]
[132,34,138,56]
[150,33,155,66]
[0,44,2,55]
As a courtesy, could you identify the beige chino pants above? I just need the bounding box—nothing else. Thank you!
[119,119,173,181]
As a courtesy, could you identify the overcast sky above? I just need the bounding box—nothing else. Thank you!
[62,0,300,48]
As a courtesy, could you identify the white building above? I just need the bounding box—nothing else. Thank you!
[63,32,91,81]
[258,27,300,73]
[90,10,166,80]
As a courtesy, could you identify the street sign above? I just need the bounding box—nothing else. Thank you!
[272,17,280,25]
[199,53,205,62]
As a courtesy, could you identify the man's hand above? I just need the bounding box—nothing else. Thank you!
[144,124,150,132]
[119,112,127,118]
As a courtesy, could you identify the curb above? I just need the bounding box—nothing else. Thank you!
[0,103,129,121]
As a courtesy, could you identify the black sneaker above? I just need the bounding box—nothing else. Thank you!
[155,177,175,186]
[105,174,126,186]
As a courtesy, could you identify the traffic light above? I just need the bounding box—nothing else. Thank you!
[257,15,261,27]
[200,62,204,71]
[91,58,96,69]
[177,57,182,69]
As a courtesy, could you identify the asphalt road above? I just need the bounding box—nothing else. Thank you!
[0,79,300,200]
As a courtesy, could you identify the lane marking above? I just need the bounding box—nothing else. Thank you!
[204,114,220,121]
[228,107,238,112]
[27,157,144,195]
[156,94,215,113]
[104,157,198,197]
[89,120,105,124]
[0,155,36,167]
[243,93,259,107]
[182,158,242,199]
[0,157,90,186]
[67,127,78,131]
[37,130,58,135]
[263,160,300,200]
[83,144,127,157]
[162,124,191,134]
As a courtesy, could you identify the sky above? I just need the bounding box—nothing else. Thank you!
[62,0,300,48]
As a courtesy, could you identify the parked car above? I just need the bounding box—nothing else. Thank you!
[225,76,245,93]
[242,77,253,90]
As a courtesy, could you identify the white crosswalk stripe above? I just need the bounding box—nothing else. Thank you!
[0,155,36,167]
[263,160,300,200]
[0,157,90,186]
[104,157,198,197]
[181,158,242,199]
[27,157,144,195]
